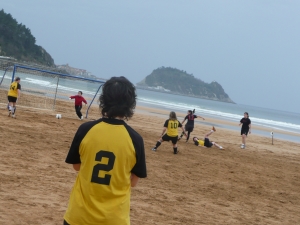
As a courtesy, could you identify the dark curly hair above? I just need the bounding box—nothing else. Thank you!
[99,76,136,119]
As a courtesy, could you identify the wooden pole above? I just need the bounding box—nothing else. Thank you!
[271,131,274,145]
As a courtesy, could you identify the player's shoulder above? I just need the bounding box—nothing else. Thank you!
[124,123,143,142]
[77,118,102,132]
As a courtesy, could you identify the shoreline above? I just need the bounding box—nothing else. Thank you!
[135,105,300,144]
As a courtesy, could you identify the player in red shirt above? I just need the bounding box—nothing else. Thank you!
[69,91,87,120]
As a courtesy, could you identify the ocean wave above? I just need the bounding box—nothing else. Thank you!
[137,97,300,132]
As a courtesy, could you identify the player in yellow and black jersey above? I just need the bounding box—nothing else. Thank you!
[193,126,224,150]
[64,77,147,225]
[7,77,21,118]
[151,111,186,154]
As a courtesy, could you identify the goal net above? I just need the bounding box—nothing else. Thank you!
[0,64,105,119]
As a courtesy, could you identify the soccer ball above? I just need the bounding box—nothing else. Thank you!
[56,114,62,119]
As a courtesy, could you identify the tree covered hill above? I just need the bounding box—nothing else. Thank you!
[137,67,234,103]
[0,9,54,66]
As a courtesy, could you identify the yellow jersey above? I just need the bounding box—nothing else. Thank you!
[195,140,205,146]
[64,118,147,225]
[163,119,182,137]
[8,81,21,98]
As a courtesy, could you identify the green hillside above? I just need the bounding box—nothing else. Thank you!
[137,67,234,103]
[0,9,54,66]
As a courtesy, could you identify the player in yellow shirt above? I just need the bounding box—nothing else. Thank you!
[193,126,224,149]
[151,111,186,154]
[63,76,147,225]
[7,77,21,118]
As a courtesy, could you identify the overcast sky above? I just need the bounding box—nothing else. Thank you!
[2,1,300,113]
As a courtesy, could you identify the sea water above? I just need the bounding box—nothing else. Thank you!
[137,89,300,143]
[1,70,299,143]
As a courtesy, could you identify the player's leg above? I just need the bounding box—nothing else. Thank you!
[8,102,13,116]
[172,137,179,154]
[241,134,247,148]
[241,128,248,148]
[7,96,13,116]
[75,106,81,119]
[11,102,17,118]
[186,130,192,142]
[212,141,224,149]
[181,125,192,142]
[78,105,83,120]
[178,127,187,140]
[152,136,165,151]
[204,126,216,138]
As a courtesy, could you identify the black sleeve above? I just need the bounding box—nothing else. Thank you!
[178,121,182,127]
[125,125,147,178]
[65,119,101,164]
[163,119,169,127]
[240,118,243,123]
[184,115,188,120]
[194,115,197,118]
[17,83,21,90]
[65,128,81,164]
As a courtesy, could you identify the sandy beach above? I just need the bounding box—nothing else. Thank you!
[0,93,300,224]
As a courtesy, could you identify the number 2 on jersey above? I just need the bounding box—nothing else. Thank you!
[91,150,115,185]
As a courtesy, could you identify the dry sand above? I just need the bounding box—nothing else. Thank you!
[0,94,300,225]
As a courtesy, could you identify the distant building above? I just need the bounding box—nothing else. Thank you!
[56,64,92,77]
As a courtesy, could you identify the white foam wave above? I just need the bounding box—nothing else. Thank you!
[138,97,300,132]
[23,77,98,96]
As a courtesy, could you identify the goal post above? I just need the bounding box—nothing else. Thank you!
[1,64,105,118]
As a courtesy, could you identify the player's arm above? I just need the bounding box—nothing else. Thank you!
[248,123,251,134]
[69,95,75,100]
[179,122,187,136]
[198,115,205,120]
[17,83,21,99]
[160,127,167,137]
[239,118,243,126]
[181,118,186,124]
[83,98,87,105]
[73,163,81,171]
[131,173,139,187]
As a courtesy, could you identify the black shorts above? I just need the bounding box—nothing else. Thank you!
[8,96,17,103]
[241,127,249,136]
[162,134,178,144]
[185,124,194,132]
[204,138,213,147]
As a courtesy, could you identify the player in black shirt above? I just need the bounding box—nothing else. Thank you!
[239,112,251,149]
[178,109,205,142]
